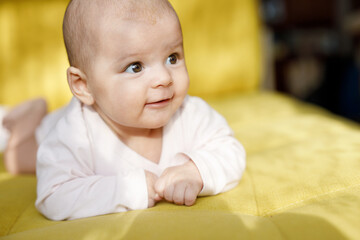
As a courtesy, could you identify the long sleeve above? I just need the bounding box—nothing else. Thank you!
[181,97,246,196]
[35,99,148,221]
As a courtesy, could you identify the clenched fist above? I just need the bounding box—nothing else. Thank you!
[155,156,203,206]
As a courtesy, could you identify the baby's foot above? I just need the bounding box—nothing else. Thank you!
[3,98,47,146]
[3,98,47,174]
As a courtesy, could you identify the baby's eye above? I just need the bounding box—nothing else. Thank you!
[166,54,178,65]
[125,62,142,73]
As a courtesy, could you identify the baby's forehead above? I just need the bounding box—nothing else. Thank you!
[91,2,179,39]
[82,0,178,39]
[85,0,175,23]
[94,12,182,55]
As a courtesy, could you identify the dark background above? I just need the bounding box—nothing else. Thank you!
[261,0,360,122]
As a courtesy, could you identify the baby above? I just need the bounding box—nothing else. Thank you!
[1,0,246,220]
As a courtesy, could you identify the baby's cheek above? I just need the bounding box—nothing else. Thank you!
[180,73,190,92]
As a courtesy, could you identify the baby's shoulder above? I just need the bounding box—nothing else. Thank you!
[39,97,87,144]
[174,95,217,126]
[181,95,212,114]
[179,95,228,126]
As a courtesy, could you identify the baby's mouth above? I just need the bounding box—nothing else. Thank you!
[154,99,170,104]
[146,97,173,108]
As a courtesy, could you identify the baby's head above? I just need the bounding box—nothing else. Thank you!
[63,0,189,132]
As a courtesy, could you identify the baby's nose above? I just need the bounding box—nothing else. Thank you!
[151,66,173,88]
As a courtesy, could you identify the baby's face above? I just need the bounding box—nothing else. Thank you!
[87,13,189,131]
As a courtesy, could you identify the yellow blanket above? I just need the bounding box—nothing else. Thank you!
[1,92,360,239]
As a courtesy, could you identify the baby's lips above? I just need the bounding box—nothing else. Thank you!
[147,93,174,104]
[148,98,171,104]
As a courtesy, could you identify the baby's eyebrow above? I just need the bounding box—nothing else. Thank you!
[113,52,141,65]
[112,38,183,66]
[167,39,183,50]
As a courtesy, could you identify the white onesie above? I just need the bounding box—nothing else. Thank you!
[35,95,246,220]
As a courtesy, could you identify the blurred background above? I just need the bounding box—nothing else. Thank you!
[0,0,359,122]
[0,0,71,110]
[260,0,360,122]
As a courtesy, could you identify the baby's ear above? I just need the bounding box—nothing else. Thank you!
[67,67,95,106]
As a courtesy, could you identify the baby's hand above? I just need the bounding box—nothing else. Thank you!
[145,171,162,207]
[155,158,203,206]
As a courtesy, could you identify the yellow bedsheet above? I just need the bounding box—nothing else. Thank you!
[1,92,360,239]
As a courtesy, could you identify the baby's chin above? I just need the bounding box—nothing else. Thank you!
[142,117,171,130]
[143,102,183,129]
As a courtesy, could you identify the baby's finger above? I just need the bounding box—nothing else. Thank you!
[154,178,165,198]
[173,183,186,205]
[184,186,198,206]
[148,198,156,208]
[164,184,175,203]
[154,193,162,202]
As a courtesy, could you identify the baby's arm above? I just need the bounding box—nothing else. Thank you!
[36,138,149,221]
[173,97,246,197]
[35,98,161,220]
[155,154,203,206]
